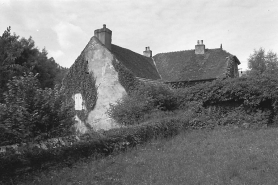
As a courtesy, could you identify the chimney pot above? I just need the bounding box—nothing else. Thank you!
[103,24,106,28]
[195,40,205,54]
[143,46,152,57]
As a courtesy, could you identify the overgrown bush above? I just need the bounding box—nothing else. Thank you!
[107,83,178,126]
[0,73,75,146]
[109,73,278,127]
[185,104,271,129]
[175,74,278,124]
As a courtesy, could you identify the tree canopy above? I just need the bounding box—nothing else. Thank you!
[0,26,68,103]
[248,48,278,76]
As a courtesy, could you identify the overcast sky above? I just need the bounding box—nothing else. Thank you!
[1,0,277,70]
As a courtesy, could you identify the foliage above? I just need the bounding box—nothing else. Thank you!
[109,72,278,126]
[62,53,98,123]
[176,75,278,113]
[112,59,140,93]
[0,112,190,182]
[0,26,23,102]
[19,127,278,185]
[185,103,270,129]
[0,72,75,145]
[247,48,278,75]
[107,83,178,126]
[0,26,68,103]
[1,77,274,182]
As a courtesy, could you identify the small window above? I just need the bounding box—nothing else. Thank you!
[74,93,83,110]
[85,61,89,74]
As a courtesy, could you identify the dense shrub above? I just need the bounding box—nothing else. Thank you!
[107,83,178,126]
[175,74,278,123]
[109,73,278,127]
[185,104,270,129]
[0,73,75,146]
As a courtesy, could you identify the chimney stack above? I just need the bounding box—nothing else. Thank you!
[195,40,205,54]
[143,46,152,57]
[94,24,112,50]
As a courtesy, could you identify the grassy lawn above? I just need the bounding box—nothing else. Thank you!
[19,126,278,185]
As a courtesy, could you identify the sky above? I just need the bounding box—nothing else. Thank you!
[0,0,278,70]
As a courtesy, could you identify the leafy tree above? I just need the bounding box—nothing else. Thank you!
[248,48,278,76]
[0,27,69,102]
[0,27,23,102]
[265,50,278,75]
[0,72,75,145]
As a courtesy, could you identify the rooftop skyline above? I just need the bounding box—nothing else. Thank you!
[1,0,277,70]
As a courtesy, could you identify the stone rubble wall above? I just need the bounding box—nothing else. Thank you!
[0,135,80,155]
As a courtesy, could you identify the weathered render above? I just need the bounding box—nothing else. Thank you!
[84,37,126,130]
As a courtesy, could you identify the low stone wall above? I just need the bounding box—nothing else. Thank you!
[0,135,81,155]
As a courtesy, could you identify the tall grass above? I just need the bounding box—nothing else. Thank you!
[17,126,278,185]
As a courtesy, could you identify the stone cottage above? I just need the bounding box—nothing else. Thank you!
[63,24,240,132]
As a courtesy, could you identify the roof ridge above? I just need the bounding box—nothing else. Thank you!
[155,49,195,55]
[155,48,225,56]
[112,44,155,59]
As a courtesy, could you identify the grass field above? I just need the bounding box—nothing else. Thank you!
[18,126,278,185]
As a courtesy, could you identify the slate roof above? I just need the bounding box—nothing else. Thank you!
[153,48,239,82]
[111,44,161,80]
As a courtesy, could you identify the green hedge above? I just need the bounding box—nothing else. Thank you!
[176,75,278,113]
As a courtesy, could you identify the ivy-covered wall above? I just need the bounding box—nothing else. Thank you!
[112,59,140,94]
[226,56,239,78]
[62,52,98,132]
[61,37,143,132]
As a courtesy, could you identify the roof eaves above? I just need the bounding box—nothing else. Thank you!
[233,56,241,64]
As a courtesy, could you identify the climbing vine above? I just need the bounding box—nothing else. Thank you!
[112,58,140,94]
[62,53,98,123]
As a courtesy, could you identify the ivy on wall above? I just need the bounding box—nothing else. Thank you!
[226,56,236,78]
[112,58,141,93]
[62,53,98,123]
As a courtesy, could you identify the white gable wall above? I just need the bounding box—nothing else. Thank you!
[83,37,126,131]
